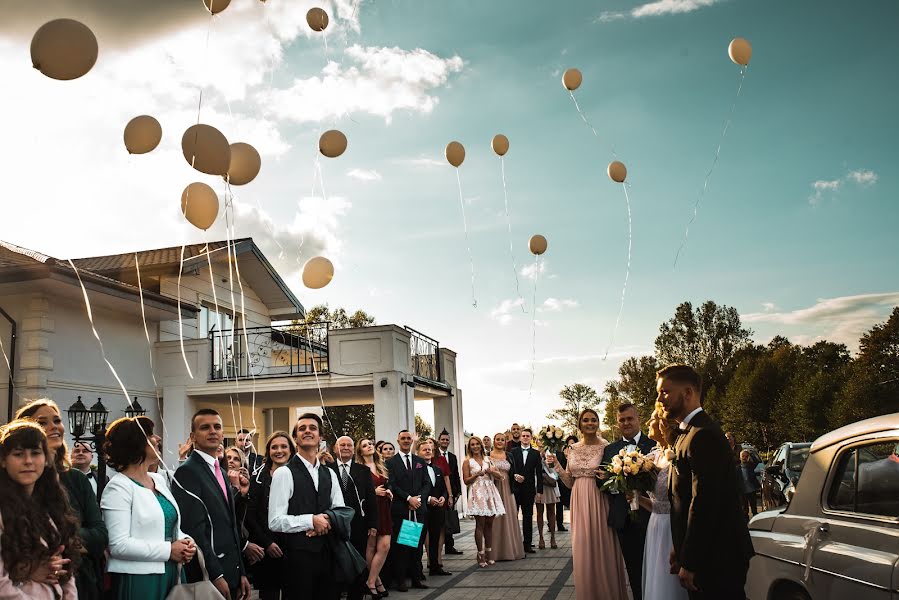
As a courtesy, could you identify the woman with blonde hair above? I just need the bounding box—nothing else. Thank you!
[16,399,107,600]
[554,409,628,599]
[462,436,505,568]
[488,432,523,561]
[356,438,393,597]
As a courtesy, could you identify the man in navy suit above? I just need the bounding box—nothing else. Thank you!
[509,428,541,553]
[599,403,656,600]
[386,430,432,591]
[174,409,250,600]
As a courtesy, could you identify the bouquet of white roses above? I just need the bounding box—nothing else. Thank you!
[600,448,657,518]
[538,425,566,453]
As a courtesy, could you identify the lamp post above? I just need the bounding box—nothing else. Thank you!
[124,397,146,419]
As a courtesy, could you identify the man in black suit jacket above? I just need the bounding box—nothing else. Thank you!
[508,428,541,552]
[599,403,656,600]
[386,430,432,591]
[331,435,379,600]
[436,429,463,555]
[658,365,753,599]
[418,439,451,576]
[173,409,250,600]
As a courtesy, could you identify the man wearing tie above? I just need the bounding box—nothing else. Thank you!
[385,430,432,591]
[174,409,251,600]
[599,403,656,600]
[269,413,347,600]
[436,429,463,555]
[330,435,378,600]
[509,428,541,553]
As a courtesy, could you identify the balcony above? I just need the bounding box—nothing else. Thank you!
[209,321,329,380]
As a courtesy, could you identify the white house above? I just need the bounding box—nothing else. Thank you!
[0,238,465,466]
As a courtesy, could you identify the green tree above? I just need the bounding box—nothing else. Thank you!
[304,304,376,329]
[546,383,601,434]
[603,356,660,434]
[655,300,753,416]
[321,405,375,446]
[829,307,899,428]
[415,413,433,439]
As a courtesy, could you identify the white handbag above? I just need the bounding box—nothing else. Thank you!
[165,548,223,600]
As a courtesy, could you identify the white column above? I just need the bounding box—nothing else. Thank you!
[373,371,414,443]
[161,386,193,468]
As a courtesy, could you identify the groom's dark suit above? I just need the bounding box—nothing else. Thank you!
[601,433,656,600]
[386,452,432,586]
[669,410,753,599]
[509,445,542,549]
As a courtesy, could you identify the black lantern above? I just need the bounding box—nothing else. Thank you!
[89,397,109,437]
[124,397,146,419]
[67,396,89,438]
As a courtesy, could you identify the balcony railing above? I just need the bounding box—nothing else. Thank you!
[405,326,442,383]
[209,321,329,380]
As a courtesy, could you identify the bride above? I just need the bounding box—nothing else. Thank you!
[638,406,687,600]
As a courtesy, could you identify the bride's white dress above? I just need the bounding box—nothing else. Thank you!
[643,452,688,600]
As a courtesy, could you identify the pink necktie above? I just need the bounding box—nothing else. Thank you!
[213,460,229,501]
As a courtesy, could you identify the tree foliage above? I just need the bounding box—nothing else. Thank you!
[321,405,375,446]
[603,356,660,435]
[304,304,376,329]
[546,383,600,434]
[415,413,433,439]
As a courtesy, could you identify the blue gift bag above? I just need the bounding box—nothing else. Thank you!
[397,512,424,548]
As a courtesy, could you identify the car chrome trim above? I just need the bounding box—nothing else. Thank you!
[754,552,898,593]
[753,552,802,567]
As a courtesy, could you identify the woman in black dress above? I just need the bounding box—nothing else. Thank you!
[245,431,296,600]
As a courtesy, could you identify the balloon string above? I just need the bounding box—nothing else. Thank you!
[673,66,747,269]
[253,194,285,261]
[568,90,618,158]
[309,330,336,438]
[528,254,540,403]
[176,244,195,379]
[134,254,170,459]
[604,183,633,361]
[455,169,477,308]
[195,12,215,125]
[500,157,525,313]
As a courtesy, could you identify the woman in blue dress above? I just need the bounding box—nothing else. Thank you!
[101,416,197,600]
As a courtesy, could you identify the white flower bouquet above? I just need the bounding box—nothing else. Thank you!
[537,425,566,453]
[600,448,657,518]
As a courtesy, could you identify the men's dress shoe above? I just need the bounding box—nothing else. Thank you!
[445,548,464,555]
[557,526,567,532]
[411,582,429,589]
[524,546,536,554]
[395,584,408,592]
[430,569,452,576]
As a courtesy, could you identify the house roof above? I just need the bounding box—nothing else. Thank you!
[70,238,305,319]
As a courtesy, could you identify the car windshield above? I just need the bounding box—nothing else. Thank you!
[787,447,810,471]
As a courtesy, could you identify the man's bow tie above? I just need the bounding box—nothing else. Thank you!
[623,438,635,445]
[85,471,94,479]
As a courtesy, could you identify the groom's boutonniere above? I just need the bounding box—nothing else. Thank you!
[415,463,424,469]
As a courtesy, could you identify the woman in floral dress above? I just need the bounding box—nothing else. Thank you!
[462,436,506,568]
[555,409,629,600]
[488,432,524,561]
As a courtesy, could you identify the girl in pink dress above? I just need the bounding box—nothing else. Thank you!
[462,436,506,568]
[555,409,629,600]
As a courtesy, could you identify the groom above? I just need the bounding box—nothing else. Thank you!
[600,402,655,600]
[658,365,753,599]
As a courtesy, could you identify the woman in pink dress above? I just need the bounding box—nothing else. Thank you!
[555,409,629,600]
[462,436,505,568]
[488,432,524,561]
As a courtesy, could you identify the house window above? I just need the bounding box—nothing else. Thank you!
[199,305,239,336]
[826,440,899,518]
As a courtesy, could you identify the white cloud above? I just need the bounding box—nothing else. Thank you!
[808,167,879,205]
[520,261,547,280]
[346,168,382,181]
[539,298,579,312]
[397,157,446,168]
[742,292,899,351]
[262,45,464,124]
[490,298,525,325]
[598,0,721,22]
[761,302,777,312]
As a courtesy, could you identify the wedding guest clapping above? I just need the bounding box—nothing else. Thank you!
[0,420,79,600]
[101,416,196,599]
[463,436,505,568]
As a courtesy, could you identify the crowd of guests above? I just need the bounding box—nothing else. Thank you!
[1,363,751,600]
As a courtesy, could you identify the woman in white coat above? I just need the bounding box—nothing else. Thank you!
[101,417,197,600]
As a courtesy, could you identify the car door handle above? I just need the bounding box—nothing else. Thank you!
[818,522,829,534]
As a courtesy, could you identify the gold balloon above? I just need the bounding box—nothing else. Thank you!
[180,183,219,230]
[562,68,582,91]
[492,134,509,157]
[30,19,98,81]
[445,141,465,168]
[182,124,231,176]
[528,234,548,256]
[123,115,162,155]
[728,37,752,66]
[607,160,627,183]
[307,7,329,31]
[227,142,261,185]
[319,130,347,158]
[203,0,231,14]
[302,256,334,289]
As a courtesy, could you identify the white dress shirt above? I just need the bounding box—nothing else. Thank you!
[680,407,704,430]
[623,432,643,452]
[268,454,345,533]
[80,467,97,495]
[521,445,531,463]
[193,448,221,475]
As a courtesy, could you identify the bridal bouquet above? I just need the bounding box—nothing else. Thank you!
[600,448,657,518]
[537,425,566,453]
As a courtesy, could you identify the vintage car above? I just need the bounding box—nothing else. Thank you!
[762,442,812,510]
[747,413,899,600]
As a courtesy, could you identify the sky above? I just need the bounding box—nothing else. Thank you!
[1,0,897,437]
